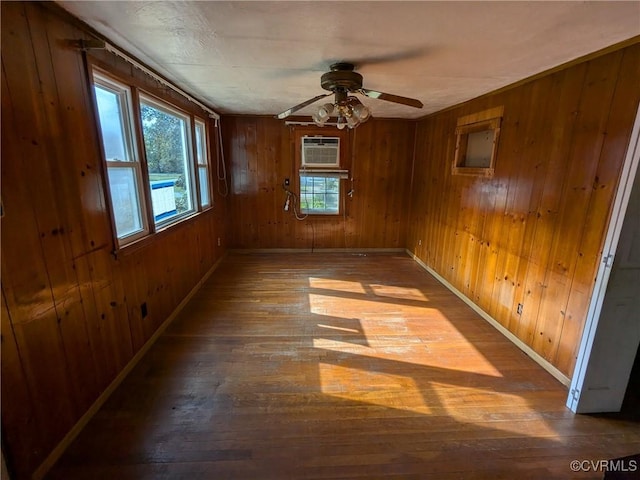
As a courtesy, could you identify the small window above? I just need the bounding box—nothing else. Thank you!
[140,95,195,226]
[93,74,149,245]
[195,119,211,208]
[300,174,340,215]
[293,129,348,217]
[453,106,503,177]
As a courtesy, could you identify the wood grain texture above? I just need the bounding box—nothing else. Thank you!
[224,117,415,249]
[0,3,228,478]
[407,43,640,379]
[3,2,639,478]
[46,253,640,479]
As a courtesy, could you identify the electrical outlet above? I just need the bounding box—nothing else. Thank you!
[284,178,290,186]
[517,303,523,315]
[418,239,422,246]
[217,237,221,247]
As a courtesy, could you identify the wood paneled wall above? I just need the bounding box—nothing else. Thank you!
[224,116,415,249]
[1,3,227,479]
[407,43,640,378]
[2,1,637,477]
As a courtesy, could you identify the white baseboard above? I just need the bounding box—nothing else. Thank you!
[33,253,228,480]
[406,250,570,387]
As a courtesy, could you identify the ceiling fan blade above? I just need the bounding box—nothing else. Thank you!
[360,88,423,109]
[275,93,332,119]
[350,47,429,68]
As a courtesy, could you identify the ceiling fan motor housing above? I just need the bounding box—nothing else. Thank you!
[321,63,363,93]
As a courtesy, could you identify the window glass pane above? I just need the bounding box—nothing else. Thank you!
[300,175,340,215]
[199,166,210,207]
[107,167,144,238]
[94,85,130,162]
[140,100,193,223]
[195,121,207,165]
[195,120,210,207]
[464,130,493,167]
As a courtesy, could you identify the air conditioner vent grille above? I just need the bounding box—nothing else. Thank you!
[302,136,340,167]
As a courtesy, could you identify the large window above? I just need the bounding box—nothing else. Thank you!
[140,95,194,224]
[91,69,213,248]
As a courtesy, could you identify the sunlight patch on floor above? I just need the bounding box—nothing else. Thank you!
[313,337,372,351]
[430,382,560,437]
[318,362,432,414]
[369,284,429,302]
[308,293,432,320]
[308,277,367,294]
[317,323,361,334]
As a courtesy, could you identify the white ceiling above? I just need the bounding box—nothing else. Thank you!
[59,1,639,119]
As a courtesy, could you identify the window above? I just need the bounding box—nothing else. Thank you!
[453,106,503,177]
[140,95,194,224]
[91,68,214,248]
[300,174,340,215]
[93,74,149,243]
[195,119,211,208]
[294,132,348,216]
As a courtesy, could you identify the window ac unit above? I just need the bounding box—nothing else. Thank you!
[301,136,340,167]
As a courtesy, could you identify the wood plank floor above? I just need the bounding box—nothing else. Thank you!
[47,252,640,479]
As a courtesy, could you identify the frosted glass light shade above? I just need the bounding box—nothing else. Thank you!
[312,110,326,126]
[317,103,334,120]
[353,103,371,122]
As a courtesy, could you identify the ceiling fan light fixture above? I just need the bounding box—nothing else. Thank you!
[336,115,347,130]
[317,103,334,120]
[311,110,326,126]
[352,103,371,122]
[275,62,422,123]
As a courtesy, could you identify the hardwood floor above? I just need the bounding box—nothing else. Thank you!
[47,252,640,479]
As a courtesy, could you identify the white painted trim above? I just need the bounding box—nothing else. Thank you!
[406,250,571,386]
[230,248,406,254]
[32,253,228,480]
[567,101,640,413]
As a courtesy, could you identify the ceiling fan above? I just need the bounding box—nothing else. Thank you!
[275,62,423,129]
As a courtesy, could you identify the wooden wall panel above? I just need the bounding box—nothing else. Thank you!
[407,43,640,378]
[531,51,623,363]
[555,46,640,375]
[225,116,415,249]
[0,3,228,479]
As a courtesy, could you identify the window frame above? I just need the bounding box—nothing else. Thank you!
[92,72,150,245]
[138,92,197,228]
[293,127,350,217]
[299,173,342,216]
[89,64,215,252]
[452,106,504,178]
[194,117,212,210]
